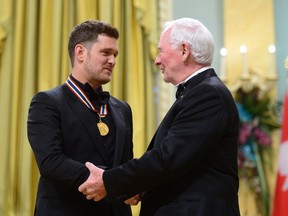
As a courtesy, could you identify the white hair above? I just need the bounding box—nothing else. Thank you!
[163,18,215,65]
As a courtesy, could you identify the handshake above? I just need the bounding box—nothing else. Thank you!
[78,162,141,205]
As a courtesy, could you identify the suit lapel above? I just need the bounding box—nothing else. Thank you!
[109,98,126,166]
[147,69,217,150]
[63,85,109,164]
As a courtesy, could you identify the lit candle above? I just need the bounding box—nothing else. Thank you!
[220,48,227,79]
[240,45,248,76]
[268,45,276,76]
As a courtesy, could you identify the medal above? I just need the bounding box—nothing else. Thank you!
[66,76,110,136]
[97,120,109,136]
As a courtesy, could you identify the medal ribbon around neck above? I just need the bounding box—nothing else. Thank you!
[65,77,109,136]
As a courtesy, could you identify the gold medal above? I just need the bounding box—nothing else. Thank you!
[66,77,110,137]
[97,121,109,136]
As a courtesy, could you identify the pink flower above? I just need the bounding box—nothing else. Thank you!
[239,123,253,145]
[253,127,272,147]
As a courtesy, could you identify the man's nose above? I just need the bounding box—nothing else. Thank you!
[154,55,160,65]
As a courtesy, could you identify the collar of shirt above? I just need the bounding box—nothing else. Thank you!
[175,66,212,87]
[69,74,110,104]
[69,74,103,96]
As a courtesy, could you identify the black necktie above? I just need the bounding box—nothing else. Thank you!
[176,84,185,99]
[84,83,110,104]
[94,91,110,104]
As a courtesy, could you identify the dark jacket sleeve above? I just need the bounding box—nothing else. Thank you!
[27,91,89,188]
[103,83,239,200]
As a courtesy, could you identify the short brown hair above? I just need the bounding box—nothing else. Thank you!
[68,20,119,67]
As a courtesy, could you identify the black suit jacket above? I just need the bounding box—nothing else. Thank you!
[27,84,133,216]
[103,69,240,216]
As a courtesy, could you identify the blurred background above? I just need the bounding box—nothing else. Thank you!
[0,0,287,215]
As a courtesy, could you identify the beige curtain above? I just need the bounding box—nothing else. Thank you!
[0,0,159,215]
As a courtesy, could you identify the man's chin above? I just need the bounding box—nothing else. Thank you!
[101,78,111,85]
[162,76,170,83]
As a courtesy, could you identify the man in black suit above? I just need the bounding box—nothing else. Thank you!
[27,20,133,216]
[79,18,241,216]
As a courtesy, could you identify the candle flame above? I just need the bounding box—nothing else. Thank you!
[240,45,247,54]
[268,45,276,54]
[220,48,227,56]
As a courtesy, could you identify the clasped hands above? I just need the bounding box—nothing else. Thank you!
[78,162,140,205]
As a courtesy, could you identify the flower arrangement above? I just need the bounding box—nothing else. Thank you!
[235,86,281,216]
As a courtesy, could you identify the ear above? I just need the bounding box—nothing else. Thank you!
[181,43,190,61]
[74,44,86,63]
